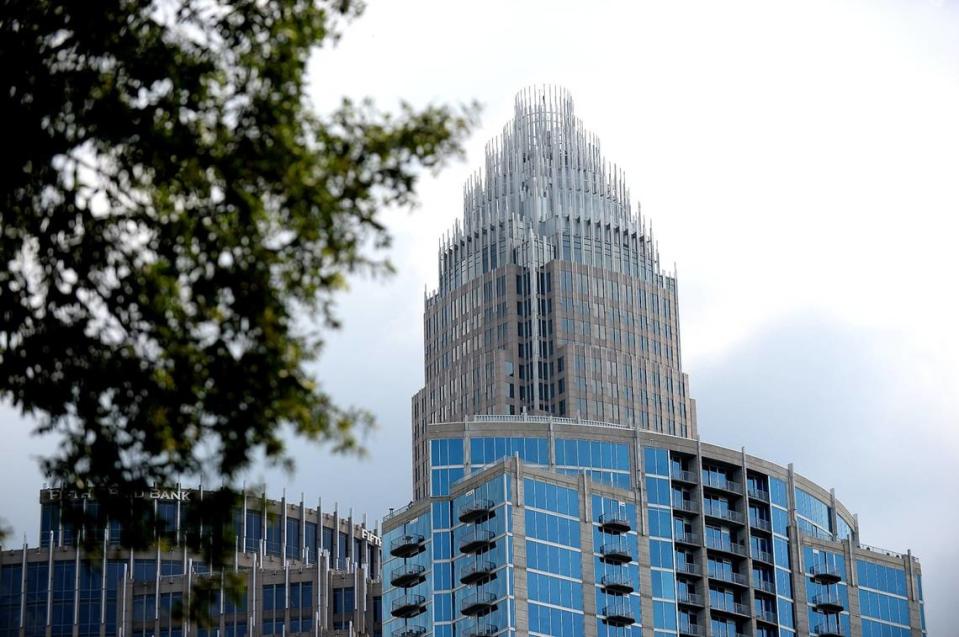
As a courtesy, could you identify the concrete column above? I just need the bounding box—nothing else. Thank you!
[694,440,712,637]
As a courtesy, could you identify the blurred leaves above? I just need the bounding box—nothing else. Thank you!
[0,0,476,557]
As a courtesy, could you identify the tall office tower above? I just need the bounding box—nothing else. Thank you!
[412,87,696,498]
[387,88,927,637]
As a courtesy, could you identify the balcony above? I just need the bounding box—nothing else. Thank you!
[391,594,427,619]
[677,591,704,607]
[709,598,750,616]
[672,470,698,484]
[464,624,498,637]
[459,529,495,554]
[810,563,843,585]
[602,601,636,627]
[460,560,497,586]
[674,531,701,546]
[708,569,749,587]
[756,609,778,624]
[752,549,774,564]
[812,623,844,637]
[392,627,426,637]
[459,499,496,524]
[460,592,497,617]
[747,487,770,502]
[705,537,747,556]
[600,572,635,595]
[703,506,745,525]
[749,517,772,533]
[390,534,426,558]
[702,474,742,494]
[598,512,631,534]
[676,562,702,577]
[599,541,632,565]
[672,499,700,515]
[812,592,845,614]
[754,579,775,594]
[390,564,427,588]
[679,623,704,637]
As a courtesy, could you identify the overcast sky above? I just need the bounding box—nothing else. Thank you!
[3,0,958,632]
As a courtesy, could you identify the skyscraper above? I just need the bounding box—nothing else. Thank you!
[388,87,926,637]
[412,86,695,499]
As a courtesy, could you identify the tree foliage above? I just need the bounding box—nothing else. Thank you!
[0,0,475,549]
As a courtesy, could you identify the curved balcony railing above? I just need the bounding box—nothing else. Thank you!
[754,578,775,594]
[390,534,426,558]
[464,624,498,637]
[459,529,495,554]
[672,470,698,484]
[812,592,845,614]
[811,618,843,637]
[390,564,427,588]
[752,549,774,564]
[391,594,427,618]
[602,600,636,627]
[598,512,631,534]
[458,500,496,524]
[599,541,632,565]
[809,563,843,584]
[460,592,497,617]
[392,627,427,637]
[460,560,497,586]
[600,572,635,595]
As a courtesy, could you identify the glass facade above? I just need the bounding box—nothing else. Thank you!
[1,490,382,637]
[387,421,925,637]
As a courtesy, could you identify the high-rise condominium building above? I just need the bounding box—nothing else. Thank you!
[387,87,926,637]
[0,488,383,637]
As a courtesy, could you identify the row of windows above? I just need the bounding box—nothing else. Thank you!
[528,572,584,610]
[859,590,911,626]
[472,438,549,465]
[524,479,579,517]
[856,560,908,597]
[525,510,581,548]
[526,540,583,579]
[795,488,832,534]
[861,618,913,637]
[528,602,584,637]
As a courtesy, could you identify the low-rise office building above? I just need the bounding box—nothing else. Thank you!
[0,488,383,637]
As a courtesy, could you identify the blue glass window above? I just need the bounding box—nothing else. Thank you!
[645,477,671,506]
[769,477,788,508]
[648,508,672,538]
[649,539,674,569]
[644,447,669,476]
[524,479,579,517]
[472,437,547,465]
